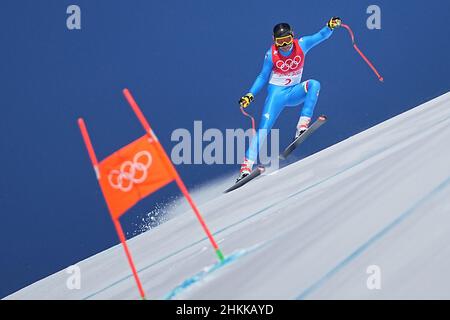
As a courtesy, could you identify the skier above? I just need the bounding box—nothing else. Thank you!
[236,17,342,182]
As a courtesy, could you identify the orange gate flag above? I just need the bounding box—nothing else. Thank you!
[98,134,176,219]
[77,88,225,300]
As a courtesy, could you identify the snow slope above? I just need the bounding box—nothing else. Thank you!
[6,92,450,300]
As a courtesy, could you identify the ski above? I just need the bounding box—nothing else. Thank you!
[279,115,328,160]
[224,166,265,193]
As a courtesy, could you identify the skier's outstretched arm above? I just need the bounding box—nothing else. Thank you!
[249,50,273,96]
[299,17,341,54]
[239,50,273,108]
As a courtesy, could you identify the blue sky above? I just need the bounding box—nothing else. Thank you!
[0,0,449,297]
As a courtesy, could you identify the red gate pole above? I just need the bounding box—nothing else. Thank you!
[122,89,225,262]
[78,118,147,299]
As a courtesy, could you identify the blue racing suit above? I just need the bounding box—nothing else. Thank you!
[245,26,334,162]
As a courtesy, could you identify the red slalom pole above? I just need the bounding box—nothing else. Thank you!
[174,176,225,261]
[112,218,147,299]
[78,118,147,300]
[122,89,225,262]
[341,23,384,82]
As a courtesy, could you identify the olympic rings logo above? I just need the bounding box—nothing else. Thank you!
[108,151,153,192]
[276,55,302,72]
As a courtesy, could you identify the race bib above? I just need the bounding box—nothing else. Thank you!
[269,68,303,87]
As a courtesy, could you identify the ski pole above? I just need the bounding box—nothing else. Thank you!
[341,23,384,82]
[240,106,258,163]
[240,107,256,136]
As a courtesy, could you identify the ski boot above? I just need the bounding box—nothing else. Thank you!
[236,159,254,183]
[294,116,311,140]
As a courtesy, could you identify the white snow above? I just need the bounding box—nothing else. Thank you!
[5,92,450,300]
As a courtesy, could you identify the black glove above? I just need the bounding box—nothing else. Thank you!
[327,17,342,30]
[239,93,254,108]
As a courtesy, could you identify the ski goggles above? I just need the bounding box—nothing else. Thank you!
[274,34,294,47]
